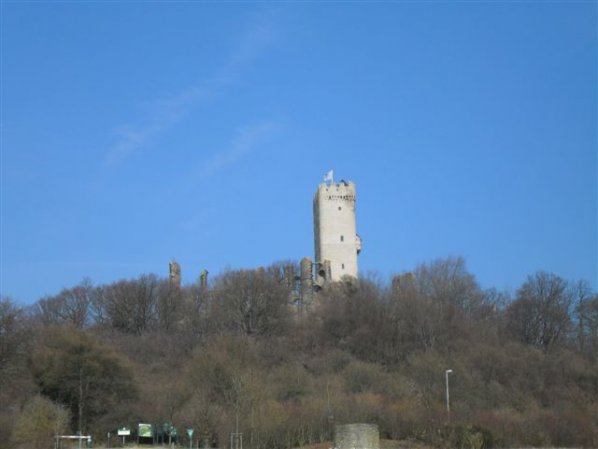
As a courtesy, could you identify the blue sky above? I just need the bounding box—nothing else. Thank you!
[1,1,596,303]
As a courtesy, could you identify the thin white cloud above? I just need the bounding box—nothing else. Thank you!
[104,8,279,167]
[223,8,279,78]
[104,85,208,166]
[105,123,161,166]
[177,119,280,232]
[199,121,281,179]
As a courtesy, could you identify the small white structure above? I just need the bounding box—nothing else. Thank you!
[313,176,360,284]
[54,434,91,449]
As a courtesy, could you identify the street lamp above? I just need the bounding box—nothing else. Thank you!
[445,369,453,421]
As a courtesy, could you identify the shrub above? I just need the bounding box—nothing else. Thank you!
[11,395,70,449]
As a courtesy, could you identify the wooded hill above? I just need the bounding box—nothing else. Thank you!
[1,257,597,448]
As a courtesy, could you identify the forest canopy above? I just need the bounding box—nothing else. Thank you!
[1,257,597,449]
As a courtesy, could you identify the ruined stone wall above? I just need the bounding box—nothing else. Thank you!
[300,257,314,305]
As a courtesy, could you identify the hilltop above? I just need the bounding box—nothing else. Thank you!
[2,257,597,449]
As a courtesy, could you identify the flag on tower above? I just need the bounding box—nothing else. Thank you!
[323,170,334,183]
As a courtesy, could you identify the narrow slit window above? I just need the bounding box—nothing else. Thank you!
[340,235,344,242]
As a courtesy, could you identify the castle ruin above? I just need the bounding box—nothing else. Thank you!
[169,173,360,304]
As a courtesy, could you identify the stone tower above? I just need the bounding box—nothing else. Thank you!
[313,179,361,284]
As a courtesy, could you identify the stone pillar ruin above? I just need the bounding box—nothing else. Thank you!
[169,260,181,288]
[300,257,314,305]
[199,269,209,290]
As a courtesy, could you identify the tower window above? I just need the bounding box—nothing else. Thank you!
[340,235,344,242]
[338,206,342,210]
[342,264,345,269]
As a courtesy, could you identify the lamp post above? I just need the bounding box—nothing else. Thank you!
[445,369,453,422]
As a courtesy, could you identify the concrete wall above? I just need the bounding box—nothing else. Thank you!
[334,424,379,449]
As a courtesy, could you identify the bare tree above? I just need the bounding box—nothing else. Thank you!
[317,277,387,362]
[92,275,160,334]
[413,257,484,316]
[36,279,94,328]
[507,271,573,350]
[210,267,293,337]
[573,280,598,359]
[385,287,443,358]
[157,280,183,332]
[0,298,36,448]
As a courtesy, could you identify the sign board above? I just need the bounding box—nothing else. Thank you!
[117,428,131,436]
[138,423,153,438]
